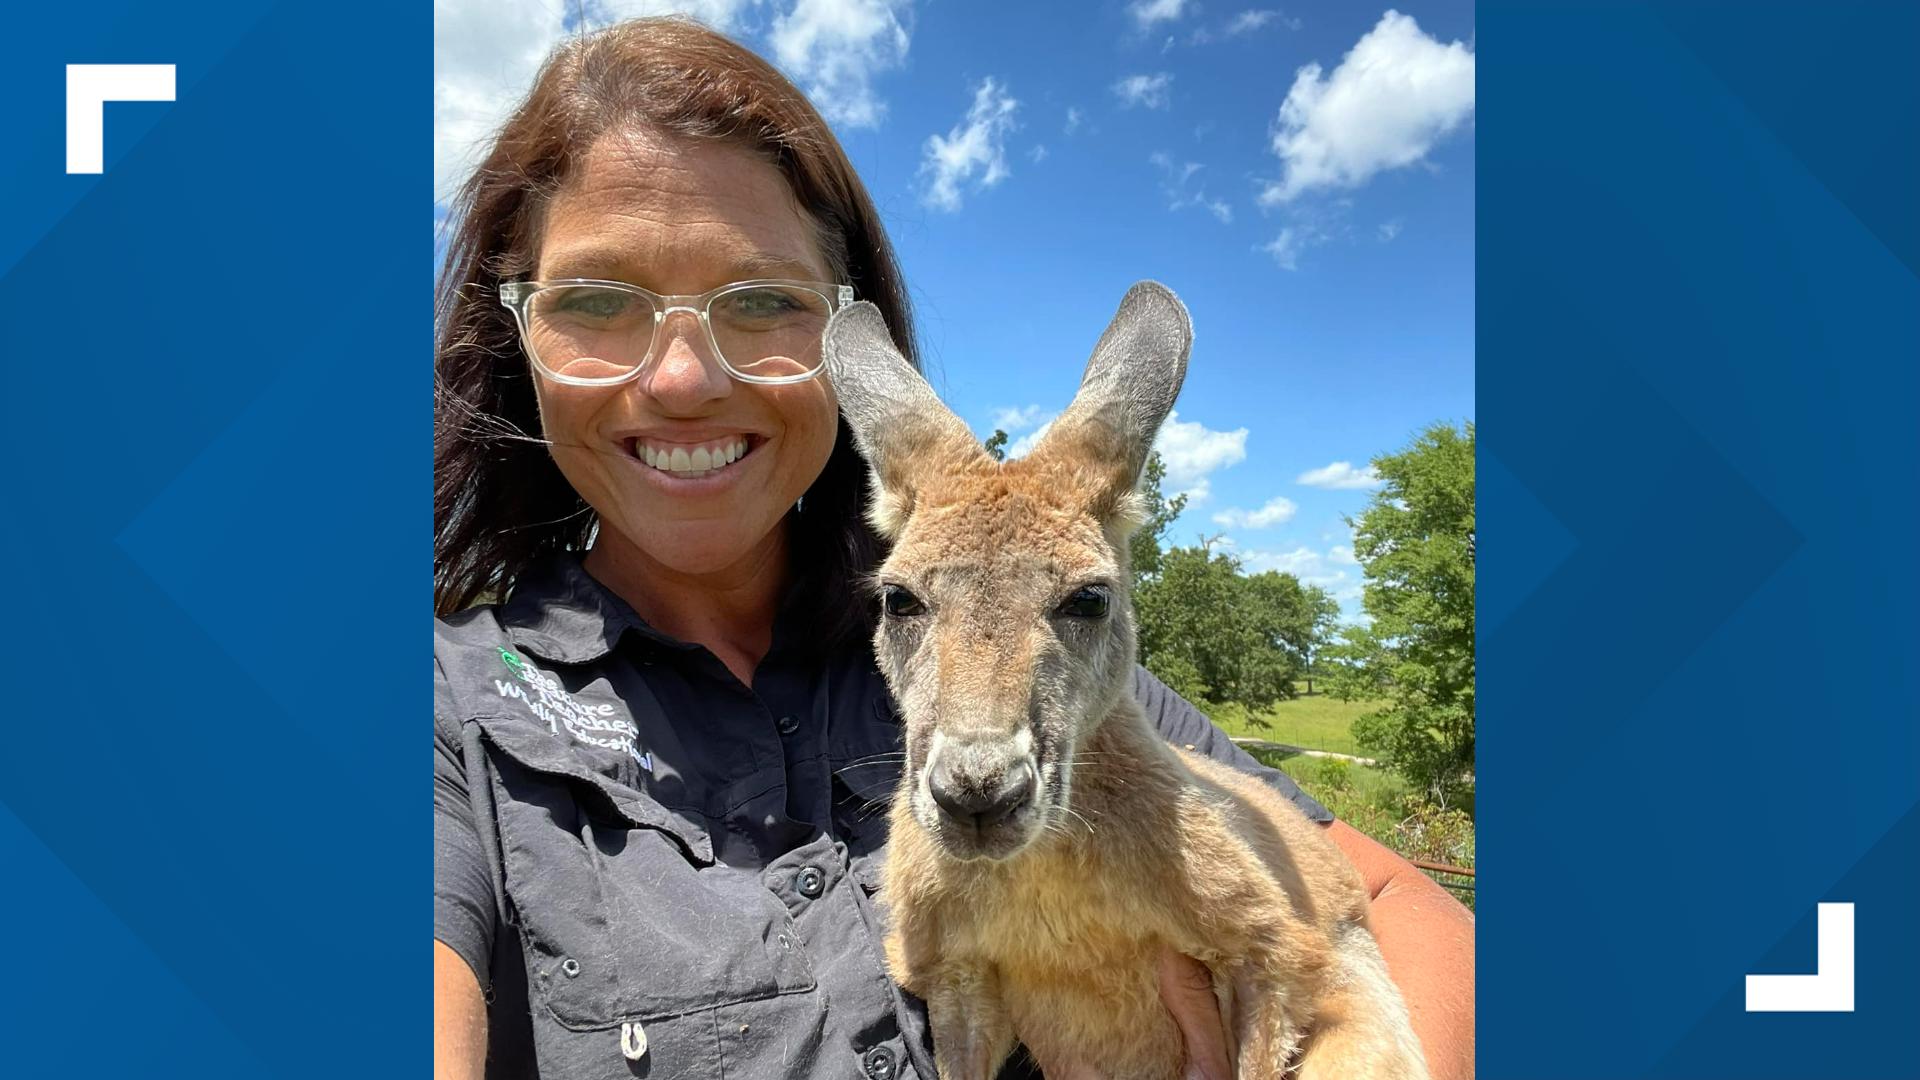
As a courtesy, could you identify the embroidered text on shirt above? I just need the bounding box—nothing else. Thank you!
[494,649,655,772]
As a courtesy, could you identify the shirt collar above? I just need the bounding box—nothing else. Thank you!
[502,553,673,664]
[501,551,833,666]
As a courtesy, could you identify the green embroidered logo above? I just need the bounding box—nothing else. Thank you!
[490,649,650,771]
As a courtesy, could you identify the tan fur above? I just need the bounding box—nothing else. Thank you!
[827,284,1429,1080]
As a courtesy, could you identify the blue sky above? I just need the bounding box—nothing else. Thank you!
[435,1,1476,618]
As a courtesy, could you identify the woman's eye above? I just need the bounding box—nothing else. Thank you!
[882,585,927,617]
[548,287,635,322]
[1054,586,1109,619]
[714,287,807,323]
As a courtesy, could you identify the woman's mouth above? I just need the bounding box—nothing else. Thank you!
[629,434,757,480]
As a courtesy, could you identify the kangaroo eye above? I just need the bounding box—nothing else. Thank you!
[882,585,927,617]
[1054,586,1109,619]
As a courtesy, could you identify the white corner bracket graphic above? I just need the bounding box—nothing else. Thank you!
[66,64,176,174]
[1745,902,1855,1012]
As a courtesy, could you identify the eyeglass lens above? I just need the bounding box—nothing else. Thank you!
[522,283,833,382]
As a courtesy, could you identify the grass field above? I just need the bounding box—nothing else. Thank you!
[1191,687,1477,905]
[1201,685,1378,758]
[1251,748,1476,907]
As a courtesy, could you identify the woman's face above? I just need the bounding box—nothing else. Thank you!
[531,130,841,583]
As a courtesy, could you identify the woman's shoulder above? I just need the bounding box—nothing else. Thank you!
[436,602,516,679]
[434,601,521,742]
[436,601,511,651]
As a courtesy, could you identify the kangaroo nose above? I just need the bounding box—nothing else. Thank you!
[928,759,1035,833]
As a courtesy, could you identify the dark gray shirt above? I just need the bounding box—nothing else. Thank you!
[434,554,1330,1080]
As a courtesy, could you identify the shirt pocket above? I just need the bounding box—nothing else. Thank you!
[477,716,817,1039]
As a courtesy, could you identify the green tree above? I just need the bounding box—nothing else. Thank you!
[1247,573,1340,693]
[1128,451,1187,586]
[984,428,1009,462]
[1326,422,1476,808]
[1135,544,1320,711]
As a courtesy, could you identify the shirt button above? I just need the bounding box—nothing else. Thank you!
[797,865,825,898]
[776,714,800,736]
[862,1045,897,1080]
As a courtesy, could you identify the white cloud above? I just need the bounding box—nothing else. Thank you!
[1226,9,1288,34]
[998,410,1243,512]
[1296,460,1382,489]
[1128,0,1191,30]
[1151,152,1233,224]
[433,1,569,204]
[1238,544,1354,589]
[603,0,759,28]
[1212,496,1299,529]
[1329,543,1358,564]
[1155,411,1248,487]
[1261,228,1305,270]
[1029,143,1049,163]
[1259,9,1474,205]
[1112,72,1174,110]
[990,403,1049,433]
[770,0,913,130]
[433,1,844,204]
[1064,106,1084,134]
[1378,218,1403,242]
[1174,477,1213,507]
[919,77,1020,211]
[1006,418,1056,458]
[1190,8,1297,46]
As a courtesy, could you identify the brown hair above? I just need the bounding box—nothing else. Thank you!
[434,17,916,654]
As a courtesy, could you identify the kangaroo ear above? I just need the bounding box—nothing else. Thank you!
[823,302,986,538]
[1031,281,1193,517]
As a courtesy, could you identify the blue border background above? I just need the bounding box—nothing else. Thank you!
[3,1,1916,1076]
[1480,1,1918,1076]
[1,1,424,1074]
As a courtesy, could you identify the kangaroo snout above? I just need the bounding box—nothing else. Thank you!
[924,734,1039,857]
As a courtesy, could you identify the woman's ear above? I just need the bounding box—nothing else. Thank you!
[823,302,986,538]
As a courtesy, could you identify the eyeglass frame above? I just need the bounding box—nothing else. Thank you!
[497,277,856,387]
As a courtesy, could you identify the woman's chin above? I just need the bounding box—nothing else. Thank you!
[616,518,786,579]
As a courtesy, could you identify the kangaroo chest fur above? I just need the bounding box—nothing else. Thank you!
[883,713,1297,1079]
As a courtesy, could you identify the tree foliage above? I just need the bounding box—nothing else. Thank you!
[1135,544,1336,712]
[1325,422,1476,808]
[984,428,1009,462]
[1128,451,1187,584]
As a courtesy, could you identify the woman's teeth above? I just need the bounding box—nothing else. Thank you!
[638,436,750,477]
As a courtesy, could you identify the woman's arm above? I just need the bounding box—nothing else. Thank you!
[434,702,499,1080]
[436,941,488,1080]
[1323,819,1475,1080]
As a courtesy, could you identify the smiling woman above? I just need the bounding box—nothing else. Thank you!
[433,15,1470,1080]
[434,18,909,648]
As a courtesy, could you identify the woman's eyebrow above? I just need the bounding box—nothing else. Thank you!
[540,249,822,284]
[731,253,823,279]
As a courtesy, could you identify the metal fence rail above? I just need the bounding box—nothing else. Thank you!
[1407,858,1475,895]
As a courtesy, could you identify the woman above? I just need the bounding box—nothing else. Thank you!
[434,18,1472,1080]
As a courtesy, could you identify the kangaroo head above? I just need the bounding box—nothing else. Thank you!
[824,282,1192,861]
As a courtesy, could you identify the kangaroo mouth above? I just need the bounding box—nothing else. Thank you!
[916,734,1051,862]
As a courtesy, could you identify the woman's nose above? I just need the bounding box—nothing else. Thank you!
[639,311,733,411]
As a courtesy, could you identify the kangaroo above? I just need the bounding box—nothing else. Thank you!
[821,282,1431,1080]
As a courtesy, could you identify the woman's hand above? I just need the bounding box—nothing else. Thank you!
[1048,947,1234,1080]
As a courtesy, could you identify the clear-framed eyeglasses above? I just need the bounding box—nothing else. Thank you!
[497,278,856,387]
